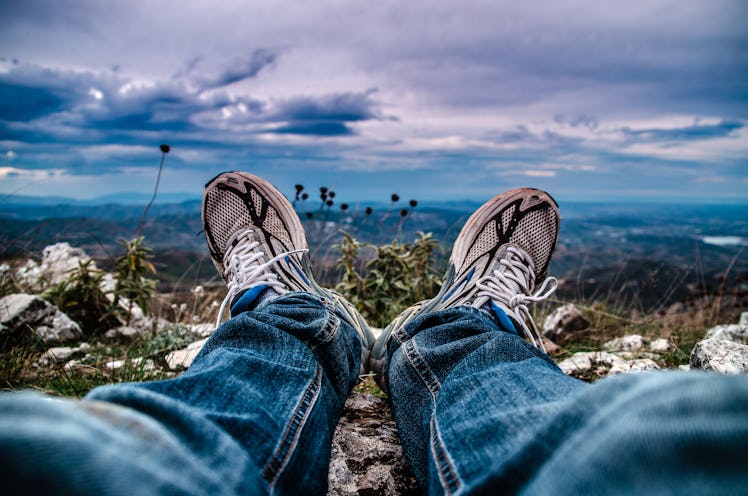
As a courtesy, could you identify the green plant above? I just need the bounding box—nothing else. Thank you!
[336,231,442,327]
[0,263,18,298]
[43,260,119,334]
[113,236,158,324]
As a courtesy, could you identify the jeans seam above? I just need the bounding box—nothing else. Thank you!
[429,416,462,495]
[309,299,341,351]
[262,366,323,488]
[402,339,441,396]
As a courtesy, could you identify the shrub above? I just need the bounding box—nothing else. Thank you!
[113,237,158,324]
[336,231,442,328]
[43,259,119,334]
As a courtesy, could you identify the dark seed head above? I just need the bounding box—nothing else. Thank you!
[400,209,408,217]
[326,200,334,207]
[305,212,313,219]
[409,200,418,208]
[295,184,304,192]
[365,207,373,215]
[320,186,328,194]
[159,144,170,153]
[391,194,400,202]
[328,191,336,199]
[301,193,309,200]
[341,203,349,211]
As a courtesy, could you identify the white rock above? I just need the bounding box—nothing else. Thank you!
[608,358,660,375]
[649,338,672,353]
[740,312,748,326]
[36,343,91,367]
[690,339,748,374]
[105,360,125,370]
[0,293,82,344]
[542,304,589,339]
[165,338,208,370]
[558,351,659,378]
[131,357,157,373]
[188,323,214,338]
[37,347,77,367]
[15,243,95,291]
[603,334,645,352]
[705,324,748,345]
[557,351,622,375]
[104,326,141,340]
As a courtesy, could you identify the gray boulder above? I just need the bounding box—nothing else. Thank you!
[705,323,748,345]
[690,339,748,374]
[0,293,82,345]
[542,304,589,340]
[603,334,645,352]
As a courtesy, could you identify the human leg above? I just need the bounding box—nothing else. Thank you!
[386,308,748,495]
[373,188,748,494]
[0,172,373,495]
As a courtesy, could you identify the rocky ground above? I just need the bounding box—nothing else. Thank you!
[1,243,747,495]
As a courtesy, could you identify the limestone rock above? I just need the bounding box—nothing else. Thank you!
[542,304,589,339]
[608,358,660,375]
[0,293,82,345]
[189,323,215,338]
[690,339,748,374]
[649,338,672,353]
[740,312,748,326]
[105,326,142,340]
[603,334,645,352]
[36,343,90,367]
[705,324,748,345]
[105,360,125,370]
[15,243,94,291]
[165,338,208,370]
[328,392,418,495]
[558,351,660,378]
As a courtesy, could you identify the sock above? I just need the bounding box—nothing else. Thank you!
[230,285,280,316]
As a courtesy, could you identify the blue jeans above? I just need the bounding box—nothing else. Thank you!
[1,293,747,495]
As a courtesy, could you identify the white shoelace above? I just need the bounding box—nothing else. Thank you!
[216,228,308,327]
[474,246,558,351]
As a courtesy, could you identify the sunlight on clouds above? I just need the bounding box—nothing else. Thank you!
[525,170,557,177]
[88,87,103,100]
[0,167,65,179]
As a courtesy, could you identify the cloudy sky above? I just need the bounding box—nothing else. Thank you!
[1,0,746,204]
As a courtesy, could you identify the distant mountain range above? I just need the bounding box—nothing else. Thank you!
[1,198,746,312]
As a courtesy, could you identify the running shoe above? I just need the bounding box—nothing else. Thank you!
[203,171,374,367]
[369,188,560,390]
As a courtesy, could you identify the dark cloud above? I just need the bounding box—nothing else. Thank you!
[622,120,744,143]
[0,60,382,147]
[273,122,354,136]
[0,82,66,121]
[196,50,277,90]
[264,90,380,136]
[273,91,379,123]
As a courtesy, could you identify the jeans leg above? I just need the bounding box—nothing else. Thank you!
[0,292,361,495]
[387,306,748,495]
